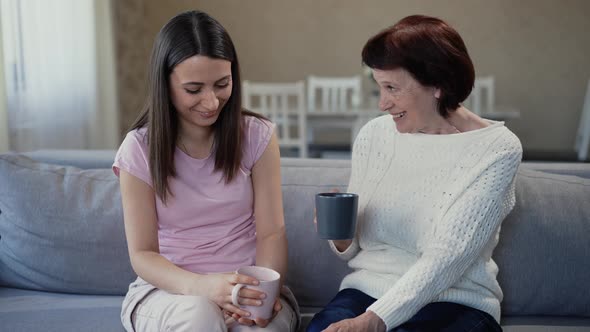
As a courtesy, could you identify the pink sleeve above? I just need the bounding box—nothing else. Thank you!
[242,116,275,171]
[112,129,153,187]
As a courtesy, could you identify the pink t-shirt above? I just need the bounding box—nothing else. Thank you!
[112,115,274,274]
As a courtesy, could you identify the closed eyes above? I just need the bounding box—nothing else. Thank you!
[184,82,231,94]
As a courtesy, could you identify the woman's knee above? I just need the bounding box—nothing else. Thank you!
[306,289,375,332]
[264,299,297,332]
[306,311,334,332]
[165,295,226,332]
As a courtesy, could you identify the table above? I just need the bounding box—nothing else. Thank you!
[304,106,521,157]
[306,108,382,148]
[481,106,521,121]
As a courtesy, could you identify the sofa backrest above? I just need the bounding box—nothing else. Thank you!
[280,158,353,308]
[494,165,590,317]
[1,152,589,318]
[279,159,590,318]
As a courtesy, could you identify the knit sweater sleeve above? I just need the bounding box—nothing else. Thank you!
[367,134,522,330]
[328,120,374,260]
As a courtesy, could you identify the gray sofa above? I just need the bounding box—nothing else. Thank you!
[0,150,589,332]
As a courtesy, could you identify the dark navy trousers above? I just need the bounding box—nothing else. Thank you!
[307,288,502,332]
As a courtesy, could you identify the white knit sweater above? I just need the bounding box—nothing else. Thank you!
[330,115,522,330]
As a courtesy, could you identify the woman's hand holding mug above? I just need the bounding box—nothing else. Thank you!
[314,188,357,252]
[227,266,282,327]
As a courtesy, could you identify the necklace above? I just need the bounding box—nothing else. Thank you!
[417,125,461,134]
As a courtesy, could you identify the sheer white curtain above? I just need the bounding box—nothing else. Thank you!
[1,0,100,152]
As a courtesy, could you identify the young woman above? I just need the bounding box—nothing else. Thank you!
[309,15,522,332]
[113,10,297,332]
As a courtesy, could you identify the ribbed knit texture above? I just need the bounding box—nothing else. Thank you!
[330,115,522,330]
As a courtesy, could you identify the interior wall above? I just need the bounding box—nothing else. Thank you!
[0,14,9,153]
[113,0,590,153]
[112,0,152,138]
[91,0,120,149]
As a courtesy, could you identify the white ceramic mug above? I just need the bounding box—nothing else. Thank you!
[231,266,280,320]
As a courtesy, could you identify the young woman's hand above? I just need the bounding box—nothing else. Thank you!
[322,311,385,332]
[229,297,282,327]
[196,273,264,318]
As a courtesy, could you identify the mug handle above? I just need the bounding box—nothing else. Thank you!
[231,283,246,306]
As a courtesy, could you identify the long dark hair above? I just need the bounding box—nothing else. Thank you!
[129,10,262,203]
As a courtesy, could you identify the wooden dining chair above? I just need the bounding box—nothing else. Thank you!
[575,79,590,161]
[306,76,364,152]
[306,75,362,113]
[242,80,308,158]
[464,76,495,116]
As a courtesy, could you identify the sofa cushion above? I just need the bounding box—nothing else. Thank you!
[280,158,353,308]
[0,154,135,295]
[495,168,590,317]
[23,149,117,170]
[501,316,590,331]
[520,162,590,179]
[0,287,125,332]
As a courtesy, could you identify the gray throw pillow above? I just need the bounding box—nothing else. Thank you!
[0,154,135,295]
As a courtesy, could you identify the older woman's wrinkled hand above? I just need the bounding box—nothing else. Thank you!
[322,311,386,332]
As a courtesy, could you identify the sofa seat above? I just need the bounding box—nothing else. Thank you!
[2,288,589,332]
[501,316,590,331]
[0,288,125,332]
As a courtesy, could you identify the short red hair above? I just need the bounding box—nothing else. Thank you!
[362,15,474,117]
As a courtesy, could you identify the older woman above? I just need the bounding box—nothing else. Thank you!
[308,15,521,332]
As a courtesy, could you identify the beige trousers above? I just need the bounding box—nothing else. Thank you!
[120,277,298,332]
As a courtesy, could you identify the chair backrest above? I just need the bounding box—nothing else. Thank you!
[464,76,495,116]
[307,75,362,113]
[575,79,590,161]
[242,80,307,157]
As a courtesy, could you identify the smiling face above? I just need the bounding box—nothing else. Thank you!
[169,55,233,135]
[373,67,443,133]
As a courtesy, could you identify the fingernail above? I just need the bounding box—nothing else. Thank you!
[260,293,266,299]
[256,300,262,305]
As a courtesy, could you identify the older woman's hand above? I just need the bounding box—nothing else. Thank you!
[314,188,353,252]
[322,311,386,332]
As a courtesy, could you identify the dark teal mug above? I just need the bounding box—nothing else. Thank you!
[315,192,358,239]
